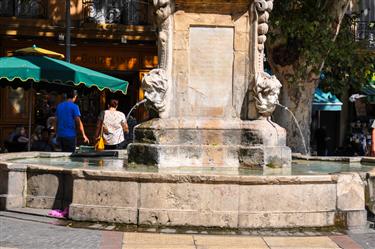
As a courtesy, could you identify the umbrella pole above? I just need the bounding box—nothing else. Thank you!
[27,84,33,151]
[65,0,71,62]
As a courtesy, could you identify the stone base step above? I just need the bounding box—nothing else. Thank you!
[128,143,291,168]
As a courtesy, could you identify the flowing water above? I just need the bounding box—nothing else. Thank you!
[276,103,309,155]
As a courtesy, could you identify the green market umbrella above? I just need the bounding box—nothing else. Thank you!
[0,55,128,93]
[0,54,129,151]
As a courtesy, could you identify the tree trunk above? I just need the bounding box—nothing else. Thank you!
[267,0,351,154]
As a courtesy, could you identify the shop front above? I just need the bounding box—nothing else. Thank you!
[311,88,343,156]
[0,37,157,149]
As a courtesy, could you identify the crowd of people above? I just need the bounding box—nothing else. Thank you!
[347,120,373,156]
[1,90,136,153]
[329,119,374,157]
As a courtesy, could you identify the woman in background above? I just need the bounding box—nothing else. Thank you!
[95,99,128,150]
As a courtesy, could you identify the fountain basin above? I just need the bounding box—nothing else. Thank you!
[0,152,369,230]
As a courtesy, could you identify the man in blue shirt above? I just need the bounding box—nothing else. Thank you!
[56,90,89,152]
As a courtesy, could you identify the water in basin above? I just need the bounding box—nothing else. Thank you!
[6,156,375,175]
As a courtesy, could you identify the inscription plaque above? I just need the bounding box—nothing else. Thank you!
[188,27,234,116]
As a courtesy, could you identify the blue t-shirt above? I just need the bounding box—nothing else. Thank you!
[56,101,81,138]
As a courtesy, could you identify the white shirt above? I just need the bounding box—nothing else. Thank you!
[99,110,126,145]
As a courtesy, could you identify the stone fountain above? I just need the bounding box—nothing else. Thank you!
[128,0,291,168]
[3,0,366,231]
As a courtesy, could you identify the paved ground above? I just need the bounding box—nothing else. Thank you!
[1,211,375,249]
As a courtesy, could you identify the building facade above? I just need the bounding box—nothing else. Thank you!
[0,0,157,146]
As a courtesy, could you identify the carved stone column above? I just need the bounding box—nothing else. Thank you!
[141,0,174,118]
[128,0,291,169]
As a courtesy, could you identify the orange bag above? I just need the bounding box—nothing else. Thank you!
[95,136,105,151]
[95,114,105,151]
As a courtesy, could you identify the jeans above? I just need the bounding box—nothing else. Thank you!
[58,137,76,152]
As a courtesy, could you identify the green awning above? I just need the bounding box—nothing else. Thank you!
[313,88,342,111]
[0,56,128,94]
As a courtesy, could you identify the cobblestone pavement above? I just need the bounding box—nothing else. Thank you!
[348,230,375,249]
[1,212,375,249]
[0,216,102,249]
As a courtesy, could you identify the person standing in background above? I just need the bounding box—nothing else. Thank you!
[315,126,329,156]
[95,99,128,150]
[56,90,89,152]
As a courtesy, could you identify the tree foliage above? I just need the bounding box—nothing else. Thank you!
[266,0,374,153]
[321,15,375,95]
[268,0,374,95]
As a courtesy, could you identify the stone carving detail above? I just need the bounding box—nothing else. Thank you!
[142,69,169,115]
[153,0,173,69]
[253,0,273,71]
[83,0,122,24]
[254,0,273,52]
[253,72,281,117]
[251,0,281,118]
[83,0,150,25]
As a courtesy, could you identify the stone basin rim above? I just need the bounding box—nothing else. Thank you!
[2,152,374,184]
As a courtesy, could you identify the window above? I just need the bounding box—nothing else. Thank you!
[0,0,48,18]
[360,0,375,22]
[82,0,151,25]
[354,0,375,49]
[354,21,375,50]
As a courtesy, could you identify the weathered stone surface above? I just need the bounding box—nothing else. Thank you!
[7,171,26,196]
[26,172,72,209]
[263,146,292,168]
[70,178,139,223]
[130,118,290,168]
[27,173,62,199]
[239,184,336,212]
[0,152,39,161]
[232,51,249,116]
[148,120,281,146]
[69,204,137,224]
[138,209,238,228]
[0,194,24,210]
[72,179,138,207]
[187,26,234,118]
[337,173,365,211]
[346,210,367,230]
[173,31,189,50]
[140,182,239,211]
[0,165,26,209]
[239,146,264,168]
[128,144,159,165]
[26,196,58,209]
[238,211,336,228]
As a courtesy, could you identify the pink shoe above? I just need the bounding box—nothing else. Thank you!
[48,209,66,219]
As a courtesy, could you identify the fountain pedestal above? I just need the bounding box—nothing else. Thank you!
[128,0,291,168]
[129,118,291,168]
